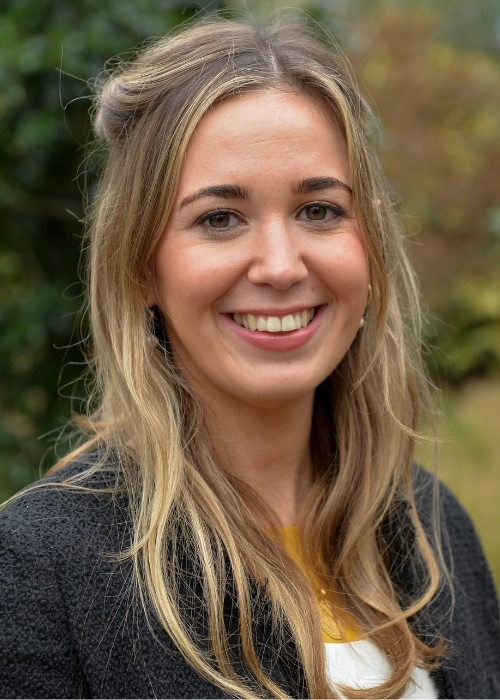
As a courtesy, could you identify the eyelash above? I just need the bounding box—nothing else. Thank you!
[299,201,346,222]
[196,208,243,232]
[196,202,346,233]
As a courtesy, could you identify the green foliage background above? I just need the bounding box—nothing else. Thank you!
[1,0,500,582]
[0,0,207,498]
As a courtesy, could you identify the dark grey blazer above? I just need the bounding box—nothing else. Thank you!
[0,458,499,699]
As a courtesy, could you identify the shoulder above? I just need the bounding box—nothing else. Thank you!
[1,450,125,515]
[0,454,121,697]
[411,464,500,698]
[411,463,494,573]
[0,456,229,699]
[0,452,130,615]
[0,452,129,577]
[411,462,497,614]
[412,462,475,533]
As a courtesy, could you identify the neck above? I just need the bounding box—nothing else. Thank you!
[198,389,315,527]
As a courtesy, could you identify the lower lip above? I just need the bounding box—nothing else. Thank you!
[221,306,327,351]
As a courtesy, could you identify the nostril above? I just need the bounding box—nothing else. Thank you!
[247,261,308,289]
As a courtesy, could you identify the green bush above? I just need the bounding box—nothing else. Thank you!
[0,0,215,500]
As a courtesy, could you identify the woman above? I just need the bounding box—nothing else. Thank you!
[0,18,498,700]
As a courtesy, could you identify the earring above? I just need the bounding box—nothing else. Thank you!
[359,317,365,328]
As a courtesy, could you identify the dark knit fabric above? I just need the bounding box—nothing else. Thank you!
[0,458,498,699]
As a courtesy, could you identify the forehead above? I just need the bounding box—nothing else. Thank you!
[177,88,350,191]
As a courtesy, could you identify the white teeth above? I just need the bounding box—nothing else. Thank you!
[247,313,257,331]
[267,316,281,333]
[233,307,317,333]
[281,314,296,332]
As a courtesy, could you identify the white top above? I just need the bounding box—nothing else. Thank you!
[325,640,439,699]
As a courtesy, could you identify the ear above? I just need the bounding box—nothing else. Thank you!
[142,260,159,308]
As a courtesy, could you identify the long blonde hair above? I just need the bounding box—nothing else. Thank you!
[49,17,445,699]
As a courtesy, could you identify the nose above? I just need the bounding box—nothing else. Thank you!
[247,219,308,290]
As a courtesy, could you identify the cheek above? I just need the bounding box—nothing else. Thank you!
[312,235,369,300]
[153,238,239,318]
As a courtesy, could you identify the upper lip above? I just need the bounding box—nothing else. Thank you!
[224,304,323,316]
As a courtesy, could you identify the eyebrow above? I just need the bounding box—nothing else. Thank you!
[178,176,352,210]
[179,184,252,210]
[293,176,352,195]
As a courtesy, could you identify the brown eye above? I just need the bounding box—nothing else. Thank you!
[299,203,344,224]
[305,205,328,220]
[208,213,231,228]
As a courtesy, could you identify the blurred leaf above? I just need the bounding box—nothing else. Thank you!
[0,0,215,501]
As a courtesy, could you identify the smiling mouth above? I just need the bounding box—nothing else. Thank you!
[232,307,316,333]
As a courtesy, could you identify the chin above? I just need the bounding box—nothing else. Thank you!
[226,374,327,405]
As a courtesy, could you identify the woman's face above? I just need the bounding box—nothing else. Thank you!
[146,89,369,406]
